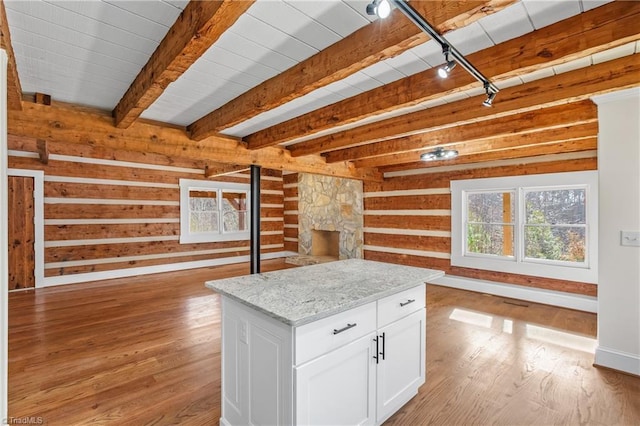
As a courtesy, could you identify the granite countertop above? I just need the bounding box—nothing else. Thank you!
[205,259,444,326]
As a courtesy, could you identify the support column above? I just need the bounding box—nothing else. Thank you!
[250,165,261,274]
[592,88,640,376]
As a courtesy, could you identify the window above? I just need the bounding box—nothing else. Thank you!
[180,179,250,243]
[451,171,597,283]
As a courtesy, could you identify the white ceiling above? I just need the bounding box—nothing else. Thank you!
[3,0,624,144]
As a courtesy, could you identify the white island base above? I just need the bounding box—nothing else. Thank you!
[206,259,443,426]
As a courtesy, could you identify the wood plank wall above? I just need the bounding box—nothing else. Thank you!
[283,172,299,252]
[8,176,35,289]
[363,155,599,297]
[7,135,285,282]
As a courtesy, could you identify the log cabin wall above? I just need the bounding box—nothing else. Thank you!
[7,134,285,286]
[283,172,299,253]
[363,154,598,297]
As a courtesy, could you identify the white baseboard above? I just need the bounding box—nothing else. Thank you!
[41,251,299,287]
[595,346,640,376]
[430,275,597,313]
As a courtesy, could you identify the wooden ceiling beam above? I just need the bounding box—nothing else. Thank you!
[290,53,640,157]
[10,102,382,182]
[188,0,514,141]
[0,0,22,110]
[352,122,597,168]
[113,0,254,129]
[247,1,640,149]
[378,138,597,173]
[325,100,597,163]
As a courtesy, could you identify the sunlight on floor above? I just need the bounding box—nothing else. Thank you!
[526,323,597,353]
[449,308,597,353]
[449,308,494,328]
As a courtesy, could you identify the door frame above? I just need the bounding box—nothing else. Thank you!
[2,47,9,424]
[7,169,45,289]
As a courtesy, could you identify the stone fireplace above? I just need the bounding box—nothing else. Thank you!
[287,173,363,265]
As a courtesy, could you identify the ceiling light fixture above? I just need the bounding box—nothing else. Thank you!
[483,82,498,107]
[366,0,392,19]
[437,45,456,78]
[366,0,499,107]
[420,147,459,162]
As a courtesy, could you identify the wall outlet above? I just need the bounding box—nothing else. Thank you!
[621,231,640,247]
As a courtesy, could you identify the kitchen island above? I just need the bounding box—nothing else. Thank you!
[206,259,444,426]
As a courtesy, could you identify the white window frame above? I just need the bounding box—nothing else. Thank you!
[450,171,598,284]
[179,179,251,244]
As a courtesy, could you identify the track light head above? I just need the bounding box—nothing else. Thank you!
[437,45,456,78]
[437,60,456,78]
[420,147,458,161]
[366,0,391,19]
[482,84,498,107]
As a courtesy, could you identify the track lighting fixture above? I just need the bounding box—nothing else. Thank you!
[366,0,499,107]
[366,0,391,19]
[420,147,459,162]
[482,82,497,107]
[437,45,456,79]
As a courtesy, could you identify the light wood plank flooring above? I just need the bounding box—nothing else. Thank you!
[8,259,640,425]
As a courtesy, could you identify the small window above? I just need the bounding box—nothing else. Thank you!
[466,191,515,258]
[451,171,598,283]
[180,179,250,243]
[523,188,586,265]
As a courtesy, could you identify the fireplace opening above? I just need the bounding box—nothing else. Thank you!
[311,230,340,259]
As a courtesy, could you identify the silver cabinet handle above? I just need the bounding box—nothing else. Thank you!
[333,323,357,335]
[400,299,415,307]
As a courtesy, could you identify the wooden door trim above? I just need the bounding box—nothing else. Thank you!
[7,168,44,288]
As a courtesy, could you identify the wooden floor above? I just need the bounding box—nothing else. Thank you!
[8,259,640,425]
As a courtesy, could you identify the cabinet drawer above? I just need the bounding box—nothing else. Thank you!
[377,284,425,327]
[295,302,376,365]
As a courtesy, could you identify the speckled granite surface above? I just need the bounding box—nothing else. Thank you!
[205,259,444,326]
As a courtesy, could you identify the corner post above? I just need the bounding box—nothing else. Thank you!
[250,165,261,274]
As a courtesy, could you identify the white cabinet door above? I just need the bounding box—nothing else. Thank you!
[376,309,426,424]
[296,333,376,426]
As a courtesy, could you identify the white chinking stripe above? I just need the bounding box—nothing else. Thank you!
[45,230,282,248]
[364,227,450,237]
[45,218,180,225]
[364,188,450,197]
[44,244,285,269]
[46,236,181,247]
[44,175,179,189]
[363,245,450,259]
[8,150,38,159]
[41,251,298,287]
[44,198,179,206]
[49,153,203,174]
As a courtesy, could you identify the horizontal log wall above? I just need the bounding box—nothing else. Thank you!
[283,172,299,253]
[7,135,285,283]
[363,154,598,297]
